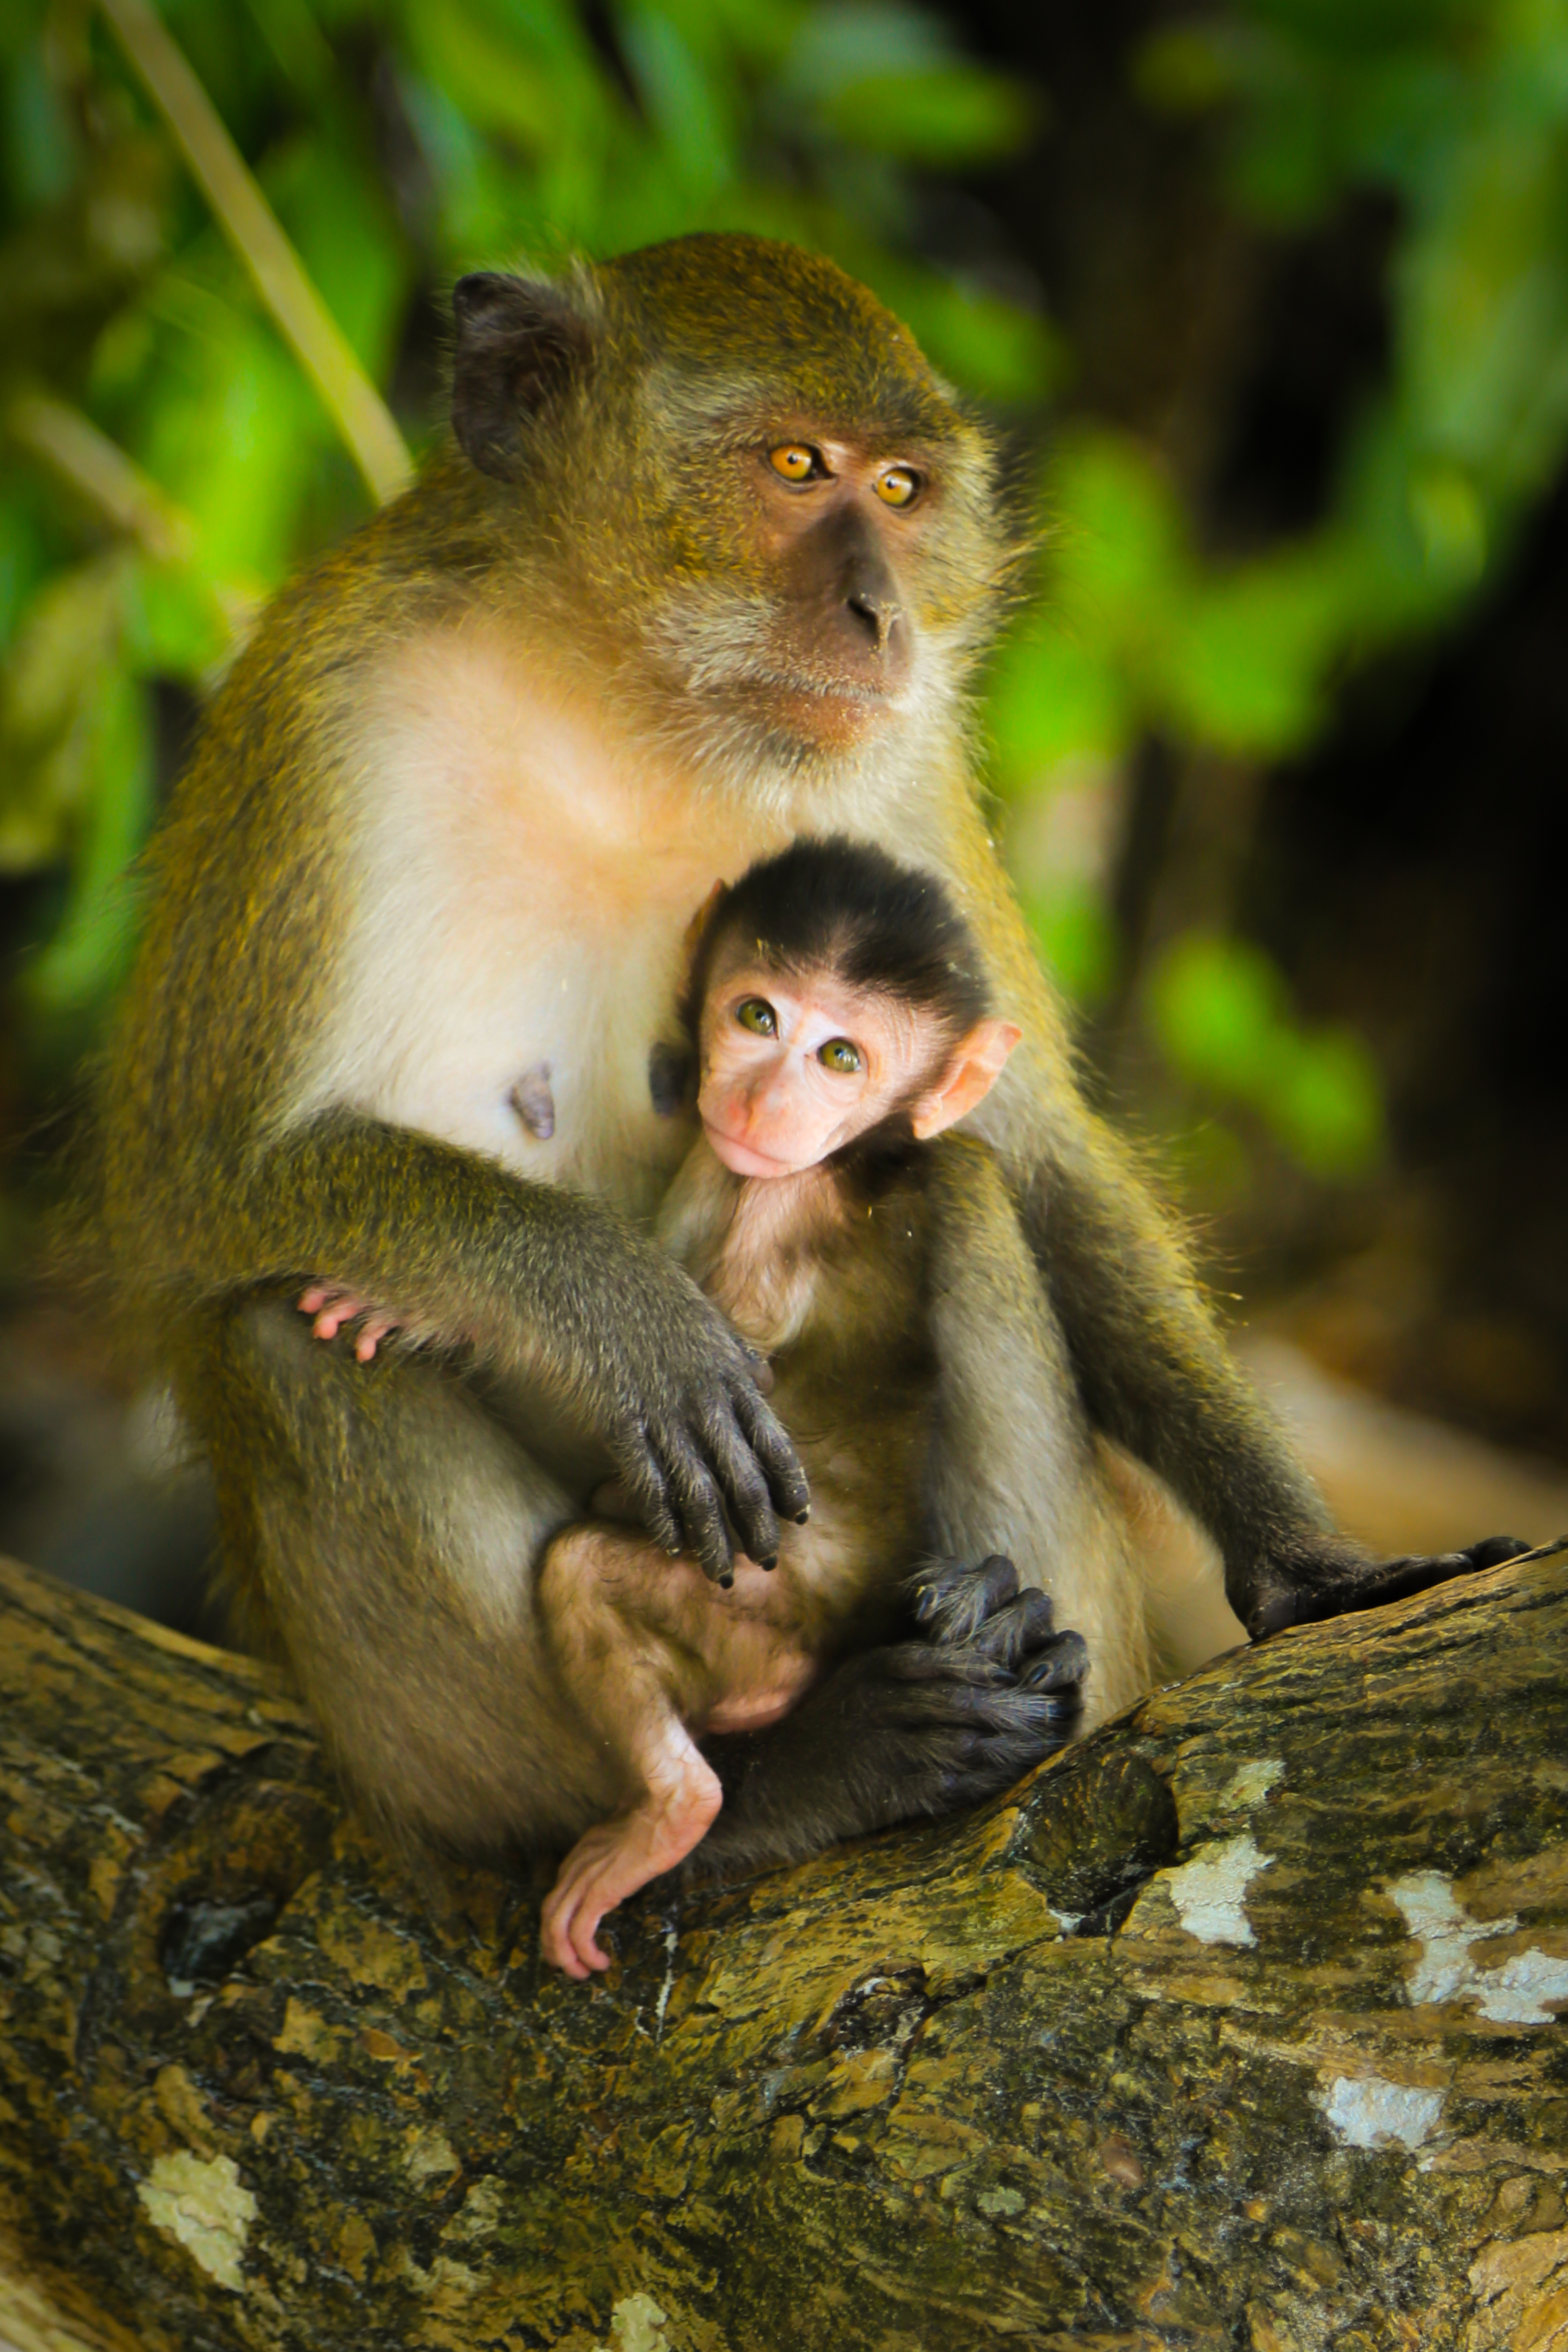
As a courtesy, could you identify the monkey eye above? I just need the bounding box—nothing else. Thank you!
[818,1037,864,1073]
[736,996,779,1036]
[768,443,825,485]
[874,466,919,508]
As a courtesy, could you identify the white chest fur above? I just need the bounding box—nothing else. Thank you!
[297,620,821,1221]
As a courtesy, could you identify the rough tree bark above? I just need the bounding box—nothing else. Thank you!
[3,1549,1568,2352]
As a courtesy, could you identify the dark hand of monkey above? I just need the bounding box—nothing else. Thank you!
[700,1555,1087,1870]
[599,1254,808,1579]
[1241,1533,1535,1640]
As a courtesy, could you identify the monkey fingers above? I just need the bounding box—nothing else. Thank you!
[851,1666,1084,1806]
[729,1377,812,1527]
[658,1428,741,1586]
[910,1552,1019,1641]
[609,1422,686,1561]
[617,1397,800,1584]
[1246,1532,1534,1639]
[696,1402,782,1571]
[297,1283,405,1362]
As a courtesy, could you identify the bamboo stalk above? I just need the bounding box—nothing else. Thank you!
[8,387,195,562]
[95,0,412,508]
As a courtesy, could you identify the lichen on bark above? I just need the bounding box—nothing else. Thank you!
[3,1550,1568,2350]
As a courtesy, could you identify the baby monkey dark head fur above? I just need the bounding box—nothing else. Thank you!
[684,836,1011,1180]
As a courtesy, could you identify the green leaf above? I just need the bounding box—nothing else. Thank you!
[1146,933,1286,1101]
[1048,432,1190,640]
[25,664,154,1016]
[0,492,47,653]
[263,134,409,381]
[135,282,328,586]
[864,260,1062,404]
[1162,547,1351,754]
[3,557,124,753]
[816,68,1035,164]
[123,559,231,679]
[1024,880,1116,1007]
[1144,934,1385,1180]
[4,34,76,208]
[986,625,1131,783]
[404,0,574,152]
[1265,1028,1386,1177]
[620,6,736,193]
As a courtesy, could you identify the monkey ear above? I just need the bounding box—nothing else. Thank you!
[910,1018,1022,1140]
[450,272,594,481]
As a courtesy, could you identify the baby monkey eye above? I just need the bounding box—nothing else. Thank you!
[874,466,919,508]
[769,443,824,484]
[818,1037,863,1073]
[736,997,778,1035]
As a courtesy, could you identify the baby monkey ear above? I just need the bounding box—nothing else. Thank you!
[910,1018,1023,1141]
[450,272,595,481]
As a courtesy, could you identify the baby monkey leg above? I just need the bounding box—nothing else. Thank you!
[536,1528,736,1979]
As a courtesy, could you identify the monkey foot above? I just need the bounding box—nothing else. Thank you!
[540,1756,723,1980]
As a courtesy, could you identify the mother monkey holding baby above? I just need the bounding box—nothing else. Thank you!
[95,235,1493,1884]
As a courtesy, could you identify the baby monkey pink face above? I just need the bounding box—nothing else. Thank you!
[696,936,1021,1179]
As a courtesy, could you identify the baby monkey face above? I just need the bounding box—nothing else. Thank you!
[696,940,1019,1179]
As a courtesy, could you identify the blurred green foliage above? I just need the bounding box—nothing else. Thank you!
[0,0,1047,1066]
[4,0,1568,1197]
[988,0,1568,1181]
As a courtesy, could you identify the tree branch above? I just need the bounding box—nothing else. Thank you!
[2,1548,1567,2348]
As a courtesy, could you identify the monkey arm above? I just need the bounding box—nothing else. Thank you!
[919,1135,1116,1568]
[942,818,1517,1639]
[1013,1106,1531,1636]
[193,1111,809,1580]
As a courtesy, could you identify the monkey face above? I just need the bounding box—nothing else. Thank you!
[696,939,1019,1179]
[641,400,1006,758]
[448,237,1017,771]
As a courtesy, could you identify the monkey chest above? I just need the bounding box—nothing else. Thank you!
[327,657,792,1217]
[740,1201,938,1621]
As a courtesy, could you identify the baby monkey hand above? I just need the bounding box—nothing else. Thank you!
[297,1284,403,1364]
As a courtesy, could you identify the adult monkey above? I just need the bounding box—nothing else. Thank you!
[96,235,1513,1864]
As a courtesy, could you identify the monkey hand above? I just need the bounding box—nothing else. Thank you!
[297,1284,404,1363]
[695,1557,1087,1871]
[1238,1532,1536,1641]
[591,1252,809,1584]
[829,1555,1089,1819]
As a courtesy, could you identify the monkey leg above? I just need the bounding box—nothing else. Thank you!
[198,1295,620,1855]
[536,1526,734,1978]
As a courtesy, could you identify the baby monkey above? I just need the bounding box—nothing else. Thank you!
[303,841,1114,1978]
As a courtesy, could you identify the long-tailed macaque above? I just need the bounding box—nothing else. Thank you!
[302,839,1137,1975]
[94,234,1517,1877]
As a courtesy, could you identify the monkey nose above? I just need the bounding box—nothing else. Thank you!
[843,573,903,653]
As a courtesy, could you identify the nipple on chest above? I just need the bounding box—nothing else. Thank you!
[510,1063,555,1141]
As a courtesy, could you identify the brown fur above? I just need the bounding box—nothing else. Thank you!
[89,235,1349,1882]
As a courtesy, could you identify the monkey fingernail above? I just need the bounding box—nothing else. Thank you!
[719,1573,735,1590]
[795,1508,811,1524]
[758,1554,777,1572]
